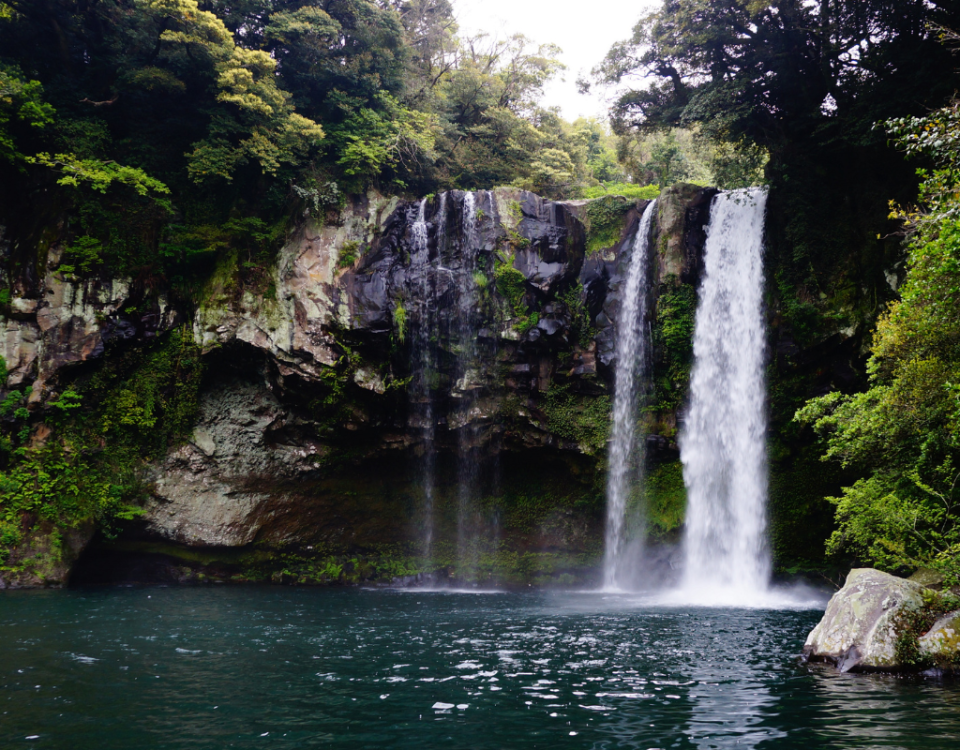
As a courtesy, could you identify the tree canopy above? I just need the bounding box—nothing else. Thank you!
[595,0,959,152]
[797,100,960,582]
[0,0,641,286]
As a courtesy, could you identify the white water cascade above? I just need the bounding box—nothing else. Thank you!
[456,191,482,579]
[603,199,657,590]
[679,188,770,602]
[410,198,436,563]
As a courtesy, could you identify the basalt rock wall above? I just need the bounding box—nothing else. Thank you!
[0,185,715,586]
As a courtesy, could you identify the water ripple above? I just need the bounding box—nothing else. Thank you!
[0,587,959,749]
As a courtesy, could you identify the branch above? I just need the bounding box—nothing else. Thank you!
[79,95,119,107]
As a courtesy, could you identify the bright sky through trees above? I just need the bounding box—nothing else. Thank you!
[452,0,659,120]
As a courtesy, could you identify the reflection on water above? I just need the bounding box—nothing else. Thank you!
[1,587,959,749]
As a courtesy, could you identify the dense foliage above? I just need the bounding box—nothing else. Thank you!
[594,0,960,321]
[0,0,654,288]
[595,1,957,155]
[797,102,960,582]
[0,330,203,577]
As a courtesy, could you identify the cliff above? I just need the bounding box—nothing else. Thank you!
[0,183,885,587]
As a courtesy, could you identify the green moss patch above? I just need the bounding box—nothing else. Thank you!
[584,196,633,255]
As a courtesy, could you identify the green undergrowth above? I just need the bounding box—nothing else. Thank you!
[494,258,538,333]
[559,282,596,348]
[541,384,611,455]
[645,461,686,537]
[338,240,361,269]
[0,329,203,579]
[581,183,661,202]
[584,195,633,254]
[652,280,697,414]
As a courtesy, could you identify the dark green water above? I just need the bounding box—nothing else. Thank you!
[2,587,959,749]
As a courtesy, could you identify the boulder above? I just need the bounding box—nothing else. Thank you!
[803,567,960,672]
[919,611,960,661]
[802,568,926,672]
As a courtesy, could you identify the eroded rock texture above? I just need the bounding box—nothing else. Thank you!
[803,568,960,672]
[0,185,717,585]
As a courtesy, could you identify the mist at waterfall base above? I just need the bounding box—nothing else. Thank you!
[5,586,960,750]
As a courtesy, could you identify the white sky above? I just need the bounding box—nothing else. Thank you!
[451,0,660,122]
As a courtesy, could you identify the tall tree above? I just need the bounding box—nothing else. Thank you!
[593,1,960,294]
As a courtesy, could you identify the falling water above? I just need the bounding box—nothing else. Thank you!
[679,188,770,601]
[455,191,482,580]
[411,197,438,564]
[603,200,657,590]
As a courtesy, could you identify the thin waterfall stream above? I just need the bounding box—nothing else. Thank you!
[411,196,438,567]
[603,199,657,590]
[678,188,770,602]
[456,191,482,580]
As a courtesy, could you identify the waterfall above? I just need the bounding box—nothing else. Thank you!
[411,197,428,253]
[456,191,482,581]
[679,188,770,599]
[603,200,657,590]
[410,197,437,564]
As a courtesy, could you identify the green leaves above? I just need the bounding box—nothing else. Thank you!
[28,152,170,197]
[798,101,960,579]
[328,93,437,188]
[138,0,326,182]
[0,65,54,162]
[0,329,204,573]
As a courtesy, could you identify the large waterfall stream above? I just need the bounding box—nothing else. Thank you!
[678,188,771,603]
[601,188,777,605]
[603,200,656,590]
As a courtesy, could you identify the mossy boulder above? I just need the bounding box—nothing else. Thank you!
[919,611,960,661]
[803,568,960,672]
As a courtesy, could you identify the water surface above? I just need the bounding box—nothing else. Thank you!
[2,587,959,749]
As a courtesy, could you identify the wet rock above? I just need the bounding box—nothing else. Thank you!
[0,522,95,587]
[655,183,718,287]
[907,567,945,589]
[141,376,316,547]
[646,434,678,463]
[918,610,960,660]
[803,568,927,672]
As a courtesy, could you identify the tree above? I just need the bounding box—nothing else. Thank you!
[0,65,55,163]
[593,2,960,295]
[595,1,957,149]
[797,101,960,581]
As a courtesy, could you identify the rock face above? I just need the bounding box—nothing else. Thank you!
[803,568,960,672]
[919,611,960,661]
[0,245,178,399]
[0,522,94,589]
[0,184,718,585]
